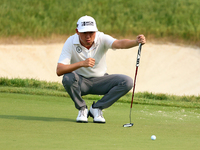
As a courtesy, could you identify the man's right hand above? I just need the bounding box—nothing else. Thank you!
[56,58,95,76]
[82,58,95,67]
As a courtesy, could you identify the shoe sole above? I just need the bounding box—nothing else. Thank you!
[88,110,106,123]
[93,120,106,123]
[76,120,88,123]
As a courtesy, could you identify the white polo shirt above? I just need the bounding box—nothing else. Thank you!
[58,31,116,78]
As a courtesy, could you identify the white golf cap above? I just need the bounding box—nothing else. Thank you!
[77,16,98,32]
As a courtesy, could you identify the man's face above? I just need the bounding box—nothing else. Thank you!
[76,29,96,49]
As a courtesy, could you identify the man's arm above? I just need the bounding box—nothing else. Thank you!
[56,58,95,76]
[112,34,146,49]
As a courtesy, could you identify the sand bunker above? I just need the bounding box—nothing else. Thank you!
[0,43,199,96]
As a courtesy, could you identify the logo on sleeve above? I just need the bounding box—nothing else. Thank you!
[76,46,82,53]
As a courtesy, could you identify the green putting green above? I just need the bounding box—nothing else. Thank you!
[0,93,199,150]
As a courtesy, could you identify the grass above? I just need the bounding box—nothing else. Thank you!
[0,77,64,91]
[0,92,200,150]
[0,78,199,149]
[0,0,200,45]
[0,77,200,108]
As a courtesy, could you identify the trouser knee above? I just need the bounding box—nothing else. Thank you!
[62,72,79,88]
[119,75,133,92]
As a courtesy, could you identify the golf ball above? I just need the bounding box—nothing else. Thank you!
[151,135,156,140]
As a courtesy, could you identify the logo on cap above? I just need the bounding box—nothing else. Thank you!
[81,21,94,26]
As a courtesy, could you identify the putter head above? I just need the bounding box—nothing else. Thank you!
[123,123,134,127]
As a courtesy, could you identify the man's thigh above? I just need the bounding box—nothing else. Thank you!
[81,74,132,95]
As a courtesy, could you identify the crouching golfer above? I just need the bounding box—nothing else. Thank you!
[56,16,146,123]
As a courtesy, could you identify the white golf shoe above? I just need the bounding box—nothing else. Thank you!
[76,107,88,123]
[88,105,106,123]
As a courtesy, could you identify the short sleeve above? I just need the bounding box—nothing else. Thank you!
[102,34,117,50]
[58,39,72,65]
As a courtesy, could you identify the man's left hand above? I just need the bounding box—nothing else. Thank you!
[137,34,146,45]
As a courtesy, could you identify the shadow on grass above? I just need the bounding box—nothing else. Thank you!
[0,115,76,122]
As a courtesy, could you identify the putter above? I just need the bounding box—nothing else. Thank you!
[123,43,142,127]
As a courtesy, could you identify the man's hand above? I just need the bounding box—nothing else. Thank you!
[82,58,95,67]
[56,58,96,76]
[136,34,146,45]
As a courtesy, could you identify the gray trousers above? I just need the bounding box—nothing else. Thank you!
[62,72,133,110]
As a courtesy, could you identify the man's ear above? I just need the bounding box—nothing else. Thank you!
[76,29,79,35]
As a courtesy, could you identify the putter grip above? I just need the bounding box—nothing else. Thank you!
[136,43,142,66]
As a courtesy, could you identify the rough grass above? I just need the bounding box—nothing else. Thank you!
[0,77,199,108]
[0,0,199,45]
